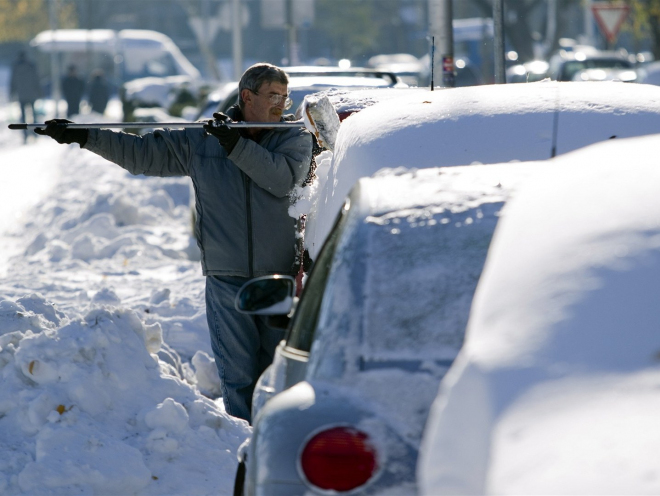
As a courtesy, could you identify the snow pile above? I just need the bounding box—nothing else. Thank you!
[0,295,248,495]
[0,132,251,494]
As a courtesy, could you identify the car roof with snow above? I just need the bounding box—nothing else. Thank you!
[418,134,660,494]
[304,81,660,260]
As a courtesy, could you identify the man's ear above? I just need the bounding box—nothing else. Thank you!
[241,89,253,107]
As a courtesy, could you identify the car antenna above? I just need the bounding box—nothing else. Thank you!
[430,36,435,91]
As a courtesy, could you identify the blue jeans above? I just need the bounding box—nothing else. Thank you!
[205,275,285,422]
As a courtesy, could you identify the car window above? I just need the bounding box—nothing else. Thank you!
[284,197,354,353]
[217,90,239,113]
[359,203,503,361]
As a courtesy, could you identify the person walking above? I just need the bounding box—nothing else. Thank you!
[35,63,313,423]
[62,64,85,118]
[87,69,109,115]
[9,49,41,142]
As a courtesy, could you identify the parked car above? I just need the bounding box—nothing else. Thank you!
[30,29,200,91]
[636,59,660,85]
[234,163,539,495]
[571,67,637,82]
[506,60,549,83]
[195,67,403,120]
[547,46,634,81]
[417,134,660,494]
[304,81,660,260]
[367,53,425,86]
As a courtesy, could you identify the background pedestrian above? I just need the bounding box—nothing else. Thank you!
[9,49,41,142]
[62,64,85,118]
[88,69,110,116]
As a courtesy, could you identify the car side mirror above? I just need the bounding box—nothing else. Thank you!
[234,275,296,315]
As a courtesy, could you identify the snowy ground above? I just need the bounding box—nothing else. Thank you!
[0,104,251,494]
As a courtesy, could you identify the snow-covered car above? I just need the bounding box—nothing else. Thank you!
[304,81,660,261]
[417,134,660,494]
[233,163,539,495]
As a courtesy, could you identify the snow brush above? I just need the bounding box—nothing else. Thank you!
[8,95,341,151]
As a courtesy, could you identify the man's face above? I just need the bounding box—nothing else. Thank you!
[241,81,289,123]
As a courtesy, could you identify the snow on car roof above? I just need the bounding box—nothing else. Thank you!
[418,134,660,494]
[304,81,660,260]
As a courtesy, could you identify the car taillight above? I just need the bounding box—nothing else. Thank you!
[300,426,378,492]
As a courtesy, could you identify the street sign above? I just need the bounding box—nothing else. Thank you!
[591,2,630,43]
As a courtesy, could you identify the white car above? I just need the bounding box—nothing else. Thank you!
[304,81,660,260]
[417,134,660,494]
[234,163,538,495]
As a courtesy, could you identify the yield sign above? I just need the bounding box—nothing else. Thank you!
[591,2,630,42]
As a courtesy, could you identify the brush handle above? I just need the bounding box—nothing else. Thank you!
[9,121,303,130]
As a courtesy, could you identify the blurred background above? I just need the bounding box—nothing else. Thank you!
[1,0,659,122]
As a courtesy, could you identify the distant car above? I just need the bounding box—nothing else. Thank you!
[282,65,402,86]
[234,163,538,495]
[30,28,200,89]
[367,53,425,86]
[547,46,634,81]
[506,60,550,83]
[304,81,660,260]
[636,59,660,85]
[418,53,484,87]
[417,134,660,494]
[571,67,637,82]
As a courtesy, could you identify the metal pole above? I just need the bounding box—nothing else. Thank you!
[48,0,62,117]
[493,0,506,84]
[286,0,300,65]
[584,0,594,45]
[428,0,454,88]
[231,0,243,79]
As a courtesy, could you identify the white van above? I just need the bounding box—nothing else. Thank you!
[30,29,200,90]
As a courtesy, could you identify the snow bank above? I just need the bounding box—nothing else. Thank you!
[0,133,251,494]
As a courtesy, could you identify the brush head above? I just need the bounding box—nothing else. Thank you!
[302,95,340,152]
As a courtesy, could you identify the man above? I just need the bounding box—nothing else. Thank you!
[62,64,85,118]
[9,50,41,143]
[35,63,313,422]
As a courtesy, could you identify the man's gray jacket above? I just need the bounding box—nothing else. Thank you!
[84,122,313,278]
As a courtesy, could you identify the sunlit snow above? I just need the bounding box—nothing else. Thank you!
[0,117,250,495]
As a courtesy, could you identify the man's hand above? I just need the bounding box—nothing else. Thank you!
[34,119,88,147]
[203,112,240,154]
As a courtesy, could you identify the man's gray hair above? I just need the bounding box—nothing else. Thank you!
[238,63,289,110]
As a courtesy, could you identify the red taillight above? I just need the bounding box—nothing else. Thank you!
[300,426,378,492]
